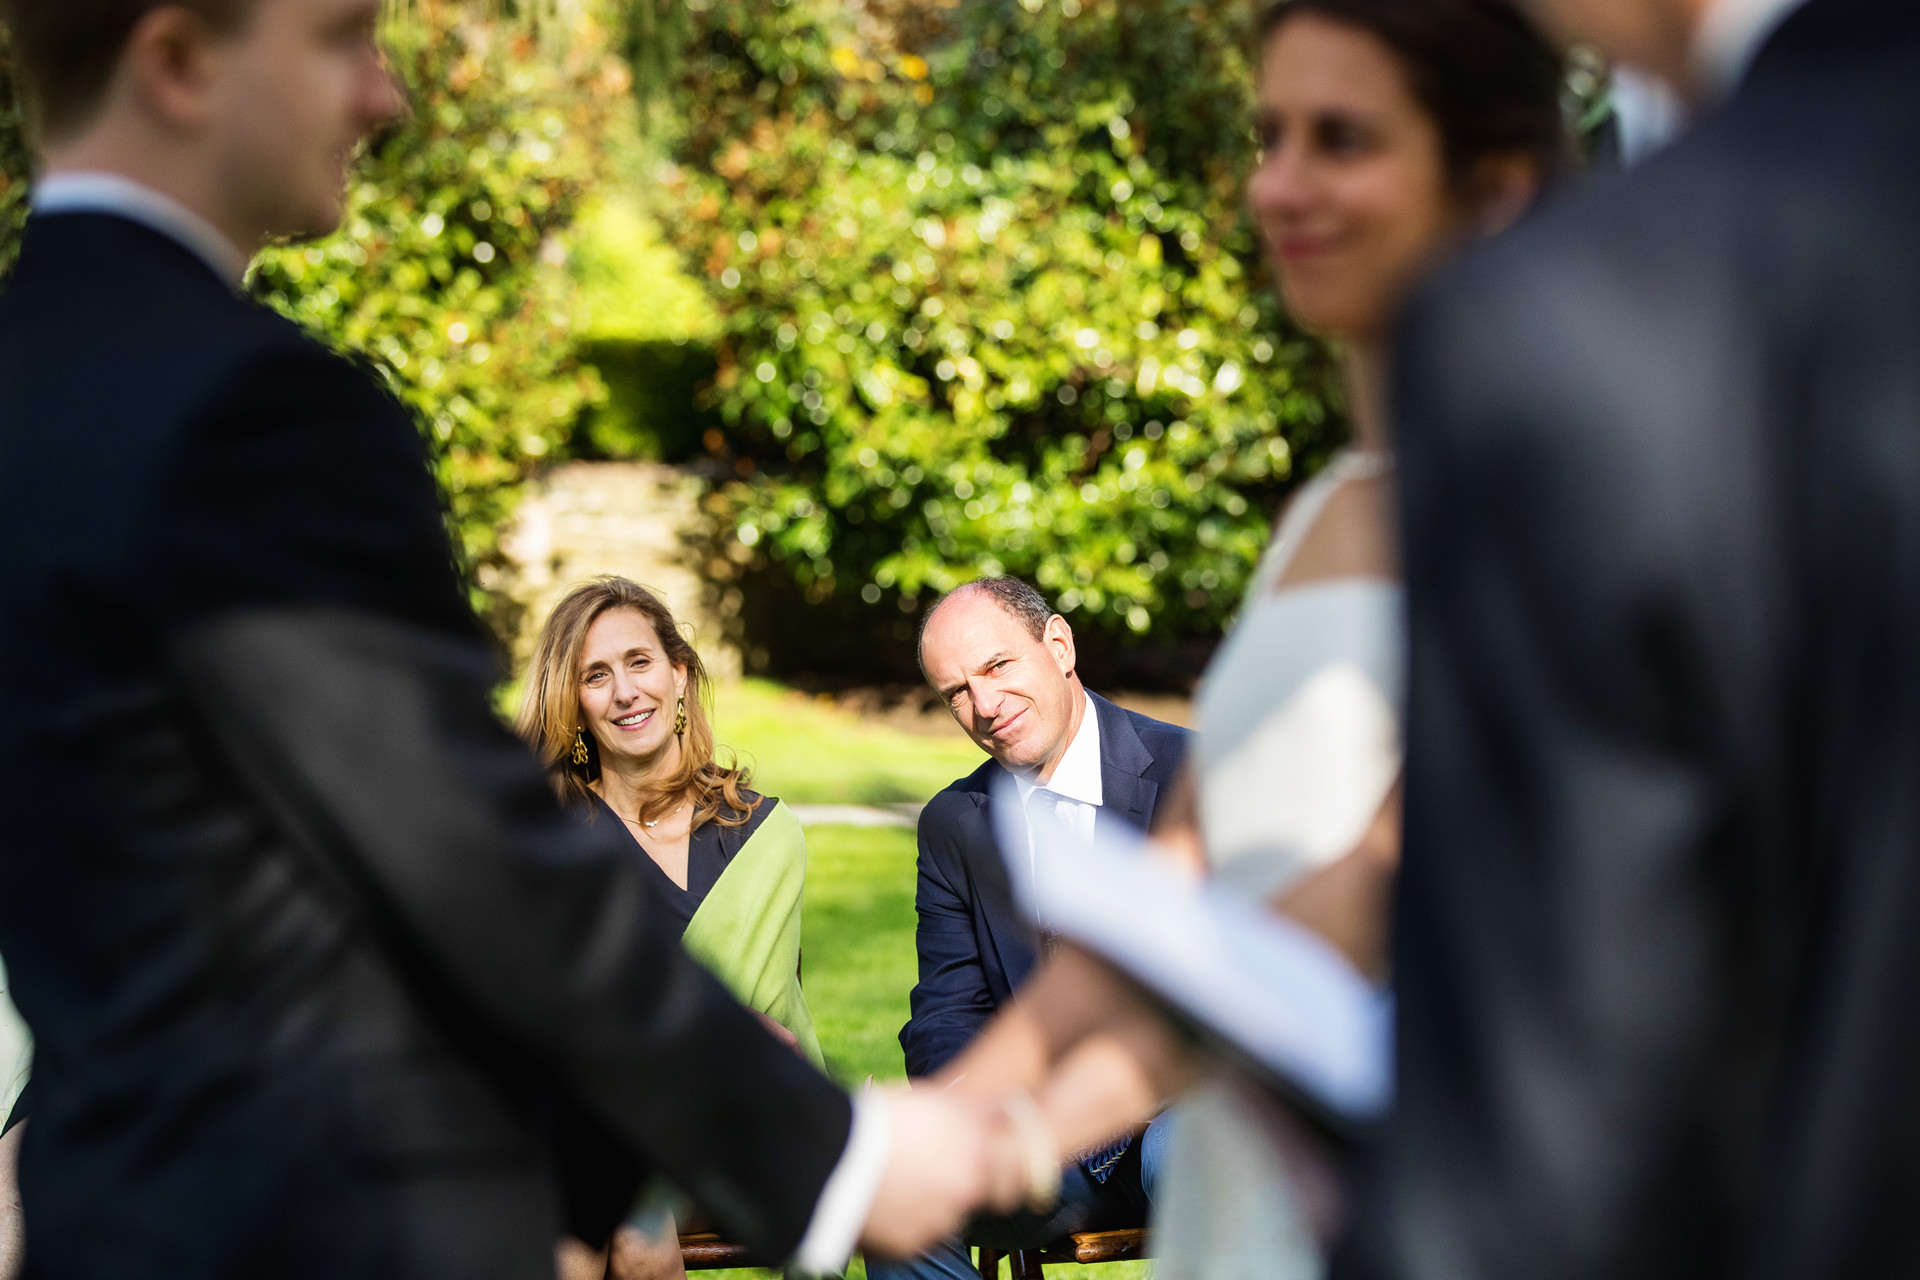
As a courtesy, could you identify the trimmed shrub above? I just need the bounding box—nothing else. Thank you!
[651,0,1345,661]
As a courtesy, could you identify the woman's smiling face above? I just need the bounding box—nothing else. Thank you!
[577,606,687,772]
[1248,13,1459,344]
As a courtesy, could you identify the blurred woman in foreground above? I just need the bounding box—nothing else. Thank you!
[519,577,822,1280]
[941,1,1567,1273]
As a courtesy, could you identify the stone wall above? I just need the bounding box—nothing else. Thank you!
[499,461,740,678]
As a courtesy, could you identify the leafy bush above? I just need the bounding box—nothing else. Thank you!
[651,0,1345,651]
[567,190,725,461]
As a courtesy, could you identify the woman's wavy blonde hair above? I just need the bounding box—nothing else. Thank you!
[516,577,759,829]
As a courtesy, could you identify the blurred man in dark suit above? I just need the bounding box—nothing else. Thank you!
[1350,0,1920,1276]
[873,578,1190,1280]
[0,1,1014,1275]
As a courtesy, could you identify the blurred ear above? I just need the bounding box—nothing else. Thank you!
[1466,152,1543,238]
[673,663,689,699]
[121,4,227,132]
[1044,615,1077,679]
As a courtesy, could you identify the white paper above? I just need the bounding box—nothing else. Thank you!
[992,777,1392,1124]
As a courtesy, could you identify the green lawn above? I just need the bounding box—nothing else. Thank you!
[801,824,919,1089]
[714,679,986,807]
[717,676,959,1089]
[703,683,1149,1279]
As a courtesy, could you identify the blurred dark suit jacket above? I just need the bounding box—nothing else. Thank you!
[1348,1,1920,1276]
[899,693,1190,1080]
[0,213,849,1278]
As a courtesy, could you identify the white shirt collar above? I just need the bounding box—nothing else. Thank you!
[1693,0,1813,96]
[1611,66,1689,164]
[1014,690,1104,809]
[31,172,250,288]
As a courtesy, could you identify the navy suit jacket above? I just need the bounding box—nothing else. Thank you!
[0,214,849,1277]
[899,693,1191,1079]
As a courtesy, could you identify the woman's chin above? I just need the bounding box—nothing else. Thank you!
[1278,281,1382,344]
[600,732,669,770]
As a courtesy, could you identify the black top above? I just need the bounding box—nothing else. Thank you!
[593,790,773,933]
[0,212,851,1277]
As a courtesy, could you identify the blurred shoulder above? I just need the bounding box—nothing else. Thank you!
[1272,472,1397,590]
[1407,83,1871,366]
[1393,138,1765,474]
[212,308,410,422]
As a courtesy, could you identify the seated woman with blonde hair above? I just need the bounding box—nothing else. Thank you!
[521,578,821,1280]
[519,576,822,1066]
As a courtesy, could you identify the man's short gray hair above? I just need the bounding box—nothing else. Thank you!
[918,577,1057,669]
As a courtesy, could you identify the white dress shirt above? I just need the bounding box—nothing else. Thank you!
[1694,0,1813,95]
[24,168,883,1278]
[1013,691,1104,876]
[791,1091,890,1274]
[31,171,251,287]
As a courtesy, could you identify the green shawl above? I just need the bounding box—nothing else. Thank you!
[680,800,825,1071]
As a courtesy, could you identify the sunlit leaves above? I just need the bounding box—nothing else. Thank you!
[655,0,1344,642]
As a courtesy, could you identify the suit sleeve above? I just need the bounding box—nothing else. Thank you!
[145,340,851,1261]
[1344,245,1783,1280]
[899,800,999,1079]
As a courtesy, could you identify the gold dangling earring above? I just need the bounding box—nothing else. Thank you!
[673,697,687,736]
[571,727,591,766]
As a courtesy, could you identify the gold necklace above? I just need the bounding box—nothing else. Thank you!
[623,799,686,833]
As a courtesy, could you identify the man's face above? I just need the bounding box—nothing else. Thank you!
[207,0,402,241]
[921,594,1081,777]
[1517,0,1707,87]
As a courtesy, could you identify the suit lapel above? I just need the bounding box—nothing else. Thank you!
[1091,692,1160,839]
[966,773,1039,995]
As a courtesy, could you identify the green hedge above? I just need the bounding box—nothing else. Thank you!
[652,0,1345,647]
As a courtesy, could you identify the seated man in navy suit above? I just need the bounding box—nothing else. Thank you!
[874,578,1192,1280]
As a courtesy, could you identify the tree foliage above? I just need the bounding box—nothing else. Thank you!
[653,0,1344,645]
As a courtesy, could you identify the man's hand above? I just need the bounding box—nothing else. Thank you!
[857,1088,1034,1260]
